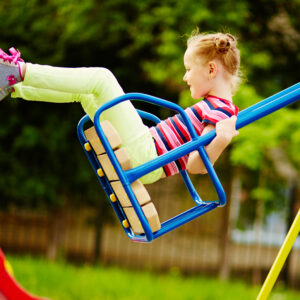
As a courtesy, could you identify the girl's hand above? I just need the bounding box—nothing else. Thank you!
[216,115,239,144]
[187,116,239,174]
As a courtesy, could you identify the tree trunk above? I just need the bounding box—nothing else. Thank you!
[268,148,299,287]
[219,169,243,280]
[219,151,234,281]
[252,165,266,285]
[93,205,104,263]
[281,184,297,286]
[47,207,66,261]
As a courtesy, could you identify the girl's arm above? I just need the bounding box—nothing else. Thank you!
[187,116,239,174]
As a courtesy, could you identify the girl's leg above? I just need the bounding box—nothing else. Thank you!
[13,84,89,104]
[12,64,163,184]
[14,64,148,149]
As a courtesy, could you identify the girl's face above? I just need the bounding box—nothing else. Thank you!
[183,47,213,99]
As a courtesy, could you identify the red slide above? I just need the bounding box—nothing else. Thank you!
[0,249,45,300]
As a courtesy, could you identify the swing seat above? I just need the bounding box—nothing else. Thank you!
[77,82,300,242]
[83,121,161,234]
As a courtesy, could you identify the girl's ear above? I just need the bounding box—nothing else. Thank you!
[208,61,218,79]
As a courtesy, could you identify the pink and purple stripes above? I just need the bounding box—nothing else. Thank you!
[150,96,239,177]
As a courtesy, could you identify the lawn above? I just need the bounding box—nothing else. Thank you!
[5,255,300,300]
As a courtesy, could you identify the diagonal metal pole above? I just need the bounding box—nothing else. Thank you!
[257,209,300,300]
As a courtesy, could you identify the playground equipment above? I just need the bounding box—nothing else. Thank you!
[257,209,300,300]
[78,82,300,243]
[0,248,44,300]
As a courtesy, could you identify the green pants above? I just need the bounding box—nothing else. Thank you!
[12,63,163,184]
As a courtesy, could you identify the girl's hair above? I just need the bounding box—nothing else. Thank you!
[187,30,242,93]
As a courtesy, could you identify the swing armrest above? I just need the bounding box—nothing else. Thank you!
[136,109,161,125]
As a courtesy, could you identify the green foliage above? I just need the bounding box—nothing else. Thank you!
[0,0,299,223]
[231,106,300,172]
[0,99,98,208]
[8,254,300,300]
[230,82,299,220]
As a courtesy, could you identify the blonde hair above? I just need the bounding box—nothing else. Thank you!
[187,30,242,94]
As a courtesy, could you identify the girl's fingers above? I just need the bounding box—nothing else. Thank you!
[234,130,239,137]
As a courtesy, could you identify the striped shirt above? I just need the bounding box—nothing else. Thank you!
[149,95,239,177]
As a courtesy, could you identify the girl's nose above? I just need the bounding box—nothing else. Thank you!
[183,72,187,82]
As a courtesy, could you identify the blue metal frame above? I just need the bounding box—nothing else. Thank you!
[77,82,300,242]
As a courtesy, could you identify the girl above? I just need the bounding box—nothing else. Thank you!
[0,31,240,184]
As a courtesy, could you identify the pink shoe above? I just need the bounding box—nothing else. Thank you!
[0,47,24,90]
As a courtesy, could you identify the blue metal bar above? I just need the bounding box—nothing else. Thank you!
[239,82,300,117]
[180,170,203,205]
[152,202,219,239]
[137,109,161,124]
[128,202,219,242]
[197,146,227,206]
[124,132,215,183]
[94,93,199,139]
[237,88,300,130]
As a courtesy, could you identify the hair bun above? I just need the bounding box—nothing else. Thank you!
[215,34,235,53]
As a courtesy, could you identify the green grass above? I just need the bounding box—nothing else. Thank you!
[5,255,300,300]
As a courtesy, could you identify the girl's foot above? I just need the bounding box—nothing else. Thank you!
[0,47,24,91]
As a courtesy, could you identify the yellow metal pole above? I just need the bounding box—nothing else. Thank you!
[257,209,300,300]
